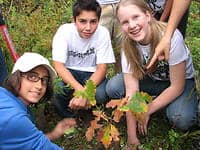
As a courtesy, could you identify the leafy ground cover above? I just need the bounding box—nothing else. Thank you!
[39,2,200,148]
[1,0,200,149]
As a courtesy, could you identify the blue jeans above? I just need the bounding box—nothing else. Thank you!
[106,73,199,130]
[52,69,109,118]
[0,47,8,85]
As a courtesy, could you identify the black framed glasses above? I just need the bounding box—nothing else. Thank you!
[21,72,50,85]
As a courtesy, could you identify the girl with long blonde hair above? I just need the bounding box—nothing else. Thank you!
[106,0,198,149]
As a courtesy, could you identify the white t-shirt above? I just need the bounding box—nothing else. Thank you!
[52,23,115,72]
[97,0,119,5]
[121,29,194,80]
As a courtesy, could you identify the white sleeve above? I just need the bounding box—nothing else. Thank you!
[168,29,189,66]
[52,24,68,63]
[121,50,131,73]
[96,27,115,64]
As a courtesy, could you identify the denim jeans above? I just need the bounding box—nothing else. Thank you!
[0,47,8,85]
[52,69,109,118]
[106,73,199,130]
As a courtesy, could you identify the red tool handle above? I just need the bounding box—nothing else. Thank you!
[0,12,19,62]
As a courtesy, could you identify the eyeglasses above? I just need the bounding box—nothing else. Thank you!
[21,72,50,85]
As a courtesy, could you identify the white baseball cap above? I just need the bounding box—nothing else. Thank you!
[12,52,57,80]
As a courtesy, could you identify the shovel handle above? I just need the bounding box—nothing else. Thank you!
[0,11,19,62]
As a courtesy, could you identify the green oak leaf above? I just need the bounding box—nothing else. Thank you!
[64,127,76,135]
[74,80,96,106]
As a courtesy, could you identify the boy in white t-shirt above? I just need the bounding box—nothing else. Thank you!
[52,0,115,117]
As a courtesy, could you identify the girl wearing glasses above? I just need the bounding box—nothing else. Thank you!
[106,0,198,149]
[0,52,76,150]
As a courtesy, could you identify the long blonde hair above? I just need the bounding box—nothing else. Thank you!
[117,0,166,79]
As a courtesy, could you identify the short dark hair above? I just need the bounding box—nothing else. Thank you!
[3,70,54,103]
[72,0,101,20]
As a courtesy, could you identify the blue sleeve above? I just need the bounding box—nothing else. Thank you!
[1,114,63,150]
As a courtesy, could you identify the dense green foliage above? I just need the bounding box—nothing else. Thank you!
[0,0,74,71]
[185,1,200,71]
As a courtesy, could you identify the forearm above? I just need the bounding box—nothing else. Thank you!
[160,0,173,21]
[124,73,139,97]
[149,62,186,114]
[126,111,138,143]
[165,0,191,38]
[148,85,184,115]
[46,132,59,141]
[53,61,83,90]
[123,74,139,141]
[89,64,107,86]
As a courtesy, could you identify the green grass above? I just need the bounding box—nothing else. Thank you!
[1,0,200,149]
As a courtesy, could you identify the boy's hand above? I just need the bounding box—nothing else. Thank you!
[69,97,88,109]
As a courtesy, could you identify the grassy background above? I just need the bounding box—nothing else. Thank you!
[0,0,200,149]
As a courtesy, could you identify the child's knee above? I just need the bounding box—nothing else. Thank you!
[95,87,108,104]
[106,80,117,97]
[105,74,124,99]
[167,112,197,130]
